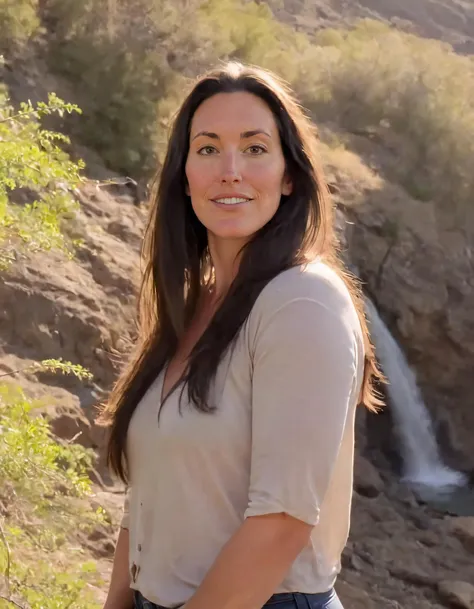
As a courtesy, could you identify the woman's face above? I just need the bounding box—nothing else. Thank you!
[185,91,292,247]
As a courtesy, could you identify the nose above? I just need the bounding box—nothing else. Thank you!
[220,152,242,184]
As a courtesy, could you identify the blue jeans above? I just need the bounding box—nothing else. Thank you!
[134,589,344,609]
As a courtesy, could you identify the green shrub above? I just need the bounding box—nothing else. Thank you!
[310,19,474,211]
[9,1,473,213]
[197,0,304,75]
[0,361,106,608]
[0,0,40,52]
[43,0,181,178]
[0,383,93,528]
[0,86,84,268]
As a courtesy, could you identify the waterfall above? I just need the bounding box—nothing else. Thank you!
[365,298,466,489]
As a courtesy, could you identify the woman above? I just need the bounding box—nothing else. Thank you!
[99,61,383,609]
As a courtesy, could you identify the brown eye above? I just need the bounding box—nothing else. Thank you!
[246,145,267,155]
[198,146,217,155]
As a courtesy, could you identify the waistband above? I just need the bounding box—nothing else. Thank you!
[134,589,336,609]
[265,590,336,606]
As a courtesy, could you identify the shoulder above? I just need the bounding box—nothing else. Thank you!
[253,260,357,320]
[246,260,364,355]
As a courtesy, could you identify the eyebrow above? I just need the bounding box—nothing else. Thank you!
[191,129,271,141]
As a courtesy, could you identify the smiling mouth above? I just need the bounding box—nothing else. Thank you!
[212,197,252,205]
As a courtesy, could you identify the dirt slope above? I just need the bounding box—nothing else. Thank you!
[270,0,474,53]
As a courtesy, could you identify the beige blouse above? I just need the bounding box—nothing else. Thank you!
[121,261,364,608]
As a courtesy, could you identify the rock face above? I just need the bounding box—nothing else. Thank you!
[272,0,474,54]
[0,182,145,478]
[1,182,143,389]
[322,139,474,473]
[319,138,474,606]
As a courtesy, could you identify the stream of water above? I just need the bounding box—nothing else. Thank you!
[365,298,466,492]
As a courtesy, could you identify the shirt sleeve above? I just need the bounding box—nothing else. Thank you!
[244,294,359,526]
[120,487,130,529]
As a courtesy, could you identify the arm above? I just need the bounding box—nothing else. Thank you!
[184,513,311,609]
[103,525,134,609]
[185,288,359,609]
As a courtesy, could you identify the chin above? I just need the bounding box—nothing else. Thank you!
[210,222,260,242]
[213,230,254,242]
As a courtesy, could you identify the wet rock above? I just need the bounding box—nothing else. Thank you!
[385,481,419,508]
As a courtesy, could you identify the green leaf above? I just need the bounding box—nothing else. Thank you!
[0,92,84,267]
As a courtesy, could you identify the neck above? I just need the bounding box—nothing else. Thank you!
[207,234,248,299]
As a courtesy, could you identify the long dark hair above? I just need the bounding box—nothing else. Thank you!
[98,62,384,484]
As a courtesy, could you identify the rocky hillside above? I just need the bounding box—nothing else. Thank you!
[271,0,474,53]
[2,1,474,607]
[322,129,474,476]
[0,179,146,481]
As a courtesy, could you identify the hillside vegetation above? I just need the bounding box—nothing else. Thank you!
[0,88,84,268]
[2,0,474,218]
[0,74,111,605]
[0,370,110,608]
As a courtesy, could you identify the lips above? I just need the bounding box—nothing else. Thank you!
[211,194,253,205]
[214,198,250,205]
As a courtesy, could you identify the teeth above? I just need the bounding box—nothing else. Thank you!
[214,197,249,205]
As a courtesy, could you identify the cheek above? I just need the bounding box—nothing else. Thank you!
[248,161,286,196]
[185,158,217,196]
[185,162,210,221]
[185,161,201,193]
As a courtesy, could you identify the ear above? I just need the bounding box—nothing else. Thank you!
[281,173,293,196]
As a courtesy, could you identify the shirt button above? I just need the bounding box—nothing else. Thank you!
[138,544,142,551]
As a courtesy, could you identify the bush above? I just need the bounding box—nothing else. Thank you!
[0,86,84,268]
[310,19,474,211]
[7,1,474,213]
[197,0,304,76]
[0,362,106,609]
[43,0,182,178]
[0,0,40,53]
[0,74,107,606]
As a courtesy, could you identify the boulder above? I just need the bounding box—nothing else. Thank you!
[354,452,384,497]
[438,581,474,609]
[448,517,474,553]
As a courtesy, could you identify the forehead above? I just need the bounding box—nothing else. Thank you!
[190,91,278,136]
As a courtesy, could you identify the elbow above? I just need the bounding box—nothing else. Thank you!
[246,512,314,557]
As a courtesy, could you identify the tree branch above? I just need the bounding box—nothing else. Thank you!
[0,108,41,125]
[0,518,11,596]
[0,595,28,609]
